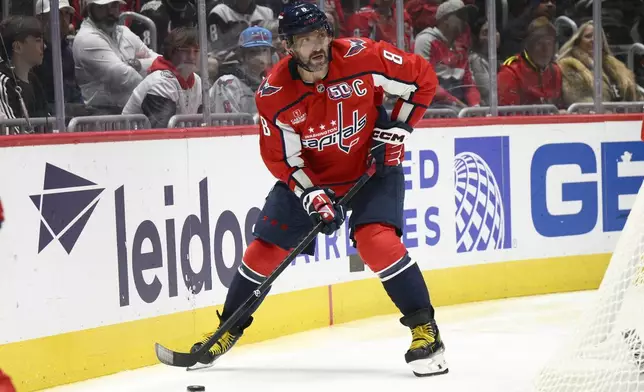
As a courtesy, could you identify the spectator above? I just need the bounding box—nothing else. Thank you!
[33,0,82,104]
[499,0,555,61]
[497,16,563,107]
[130,0,197,52]
[123,27,202,128]
[0,16,49,124]
[469,17,500,105]
[557,21,640,106]
[415,0,480,109]
[347,0,413,51]
[207,0,274,62]
[405,0,442,36]
[406,0,480,36]
[262,19,286,61]
[73,0,160,112]
[210,26,273,116]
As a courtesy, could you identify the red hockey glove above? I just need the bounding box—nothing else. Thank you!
[370,106,413,176]
[0,199,4,230]
[300,187,346,235]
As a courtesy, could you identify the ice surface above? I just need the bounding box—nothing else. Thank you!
[43,291,595,392]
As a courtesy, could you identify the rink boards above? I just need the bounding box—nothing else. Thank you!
[1,114,643,390]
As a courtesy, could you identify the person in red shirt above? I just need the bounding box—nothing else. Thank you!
[190,1,448,378]
[497,16,563,107]
[346,0,414,52]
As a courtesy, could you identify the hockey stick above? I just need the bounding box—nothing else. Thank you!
[155,163,377,368]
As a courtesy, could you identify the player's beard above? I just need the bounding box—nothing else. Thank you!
[300,49,328,72]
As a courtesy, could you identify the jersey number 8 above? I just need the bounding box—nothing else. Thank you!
[383,49,403,65]
[260,116,271,136]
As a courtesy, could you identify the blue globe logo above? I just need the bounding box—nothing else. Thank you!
[454,152,506,252]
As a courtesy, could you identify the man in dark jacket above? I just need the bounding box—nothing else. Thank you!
[33,0,82,105]
[130,0,197,51]
[0,16,50,132]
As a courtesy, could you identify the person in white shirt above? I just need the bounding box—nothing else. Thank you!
[73,0,160,111]
[123,27,202,128]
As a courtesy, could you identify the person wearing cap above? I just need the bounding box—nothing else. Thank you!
[0,16,50,128]
[497,16,563,107]
[210,26,274,116]
[33,0,82,105]
[122,27,202,128]
[414,0,480,109]
[73,0,160,112]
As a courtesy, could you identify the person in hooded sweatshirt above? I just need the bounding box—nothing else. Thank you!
[122,27,202,128]
[414,0,480,109]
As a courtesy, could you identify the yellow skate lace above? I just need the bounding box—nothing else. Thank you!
[201,331,237,356]
[410,324,436,351]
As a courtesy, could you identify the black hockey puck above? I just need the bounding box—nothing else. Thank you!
[187,386,205,392]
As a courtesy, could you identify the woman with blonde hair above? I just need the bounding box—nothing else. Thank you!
[557,21,640,106]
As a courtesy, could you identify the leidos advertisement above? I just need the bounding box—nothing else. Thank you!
[1,121,643,344]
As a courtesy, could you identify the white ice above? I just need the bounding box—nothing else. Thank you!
[43,291,594,392]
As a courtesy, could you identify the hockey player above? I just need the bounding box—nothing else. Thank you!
[210,26,273,116]
[122,27,202,128]
[190,1,447,377]
[129,0,197,52]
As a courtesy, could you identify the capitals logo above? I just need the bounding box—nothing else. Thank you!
[301,102,366,153]
[454,137,512,253]
[344,39,367,58]
[258,78,282,97]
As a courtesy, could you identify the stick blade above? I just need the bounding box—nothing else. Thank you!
[155,343,198,368]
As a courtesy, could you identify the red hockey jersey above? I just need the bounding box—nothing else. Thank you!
[256,38,438,197]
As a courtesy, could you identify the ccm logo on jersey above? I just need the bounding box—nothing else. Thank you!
[327,80,368,100]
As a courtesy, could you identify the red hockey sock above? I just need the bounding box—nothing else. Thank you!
[354,223,407,273]
[242,239,290,277]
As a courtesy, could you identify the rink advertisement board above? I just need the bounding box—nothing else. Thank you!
[0,116,643,390]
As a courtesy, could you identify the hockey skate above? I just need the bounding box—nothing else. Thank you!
[400,309,449,377]
[187,311,253,371]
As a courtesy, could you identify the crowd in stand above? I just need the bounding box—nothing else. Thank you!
[0,0,643,132]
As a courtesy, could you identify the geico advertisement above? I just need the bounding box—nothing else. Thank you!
[1,121,643,343]
[508,121,644,257]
